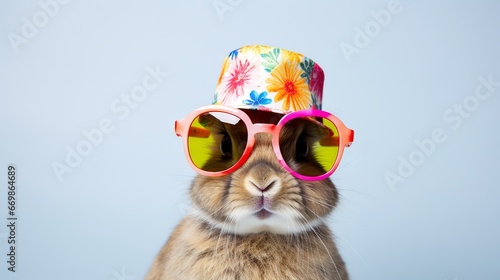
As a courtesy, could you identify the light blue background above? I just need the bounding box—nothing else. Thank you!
[1,0,499,279]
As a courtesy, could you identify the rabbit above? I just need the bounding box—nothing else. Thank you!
[146,109,348,280]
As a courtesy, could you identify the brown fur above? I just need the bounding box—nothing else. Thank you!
[146,111,348,279]
[146,218,347,280]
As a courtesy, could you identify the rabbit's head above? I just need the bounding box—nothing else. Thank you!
[189,110,339,235]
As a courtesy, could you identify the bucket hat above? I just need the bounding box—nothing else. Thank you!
[213,45,324,114]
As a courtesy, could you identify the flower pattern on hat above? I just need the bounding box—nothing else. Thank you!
[266,60,310,112]
[242,90,272,107]
[309,63,324,109]
[214,45,324,114]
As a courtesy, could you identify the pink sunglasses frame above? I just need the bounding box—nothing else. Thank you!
[175,105,354,181]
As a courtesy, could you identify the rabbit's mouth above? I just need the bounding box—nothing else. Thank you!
[255,209,272,219]
[190,202,323,235]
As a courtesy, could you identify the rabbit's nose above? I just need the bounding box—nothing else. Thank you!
[250,179,277,192]
[244,176,282,196]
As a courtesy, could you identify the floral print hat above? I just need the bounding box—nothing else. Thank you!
[213,45,324,115]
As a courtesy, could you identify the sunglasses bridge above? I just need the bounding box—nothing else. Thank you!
[247,123,277,135]
[228,123,289,174]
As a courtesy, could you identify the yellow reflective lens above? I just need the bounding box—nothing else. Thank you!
[187,112,247,172]
[310,117,340,173]
[280,117,340,176]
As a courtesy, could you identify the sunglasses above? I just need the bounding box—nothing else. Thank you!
[175,105,354,181]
